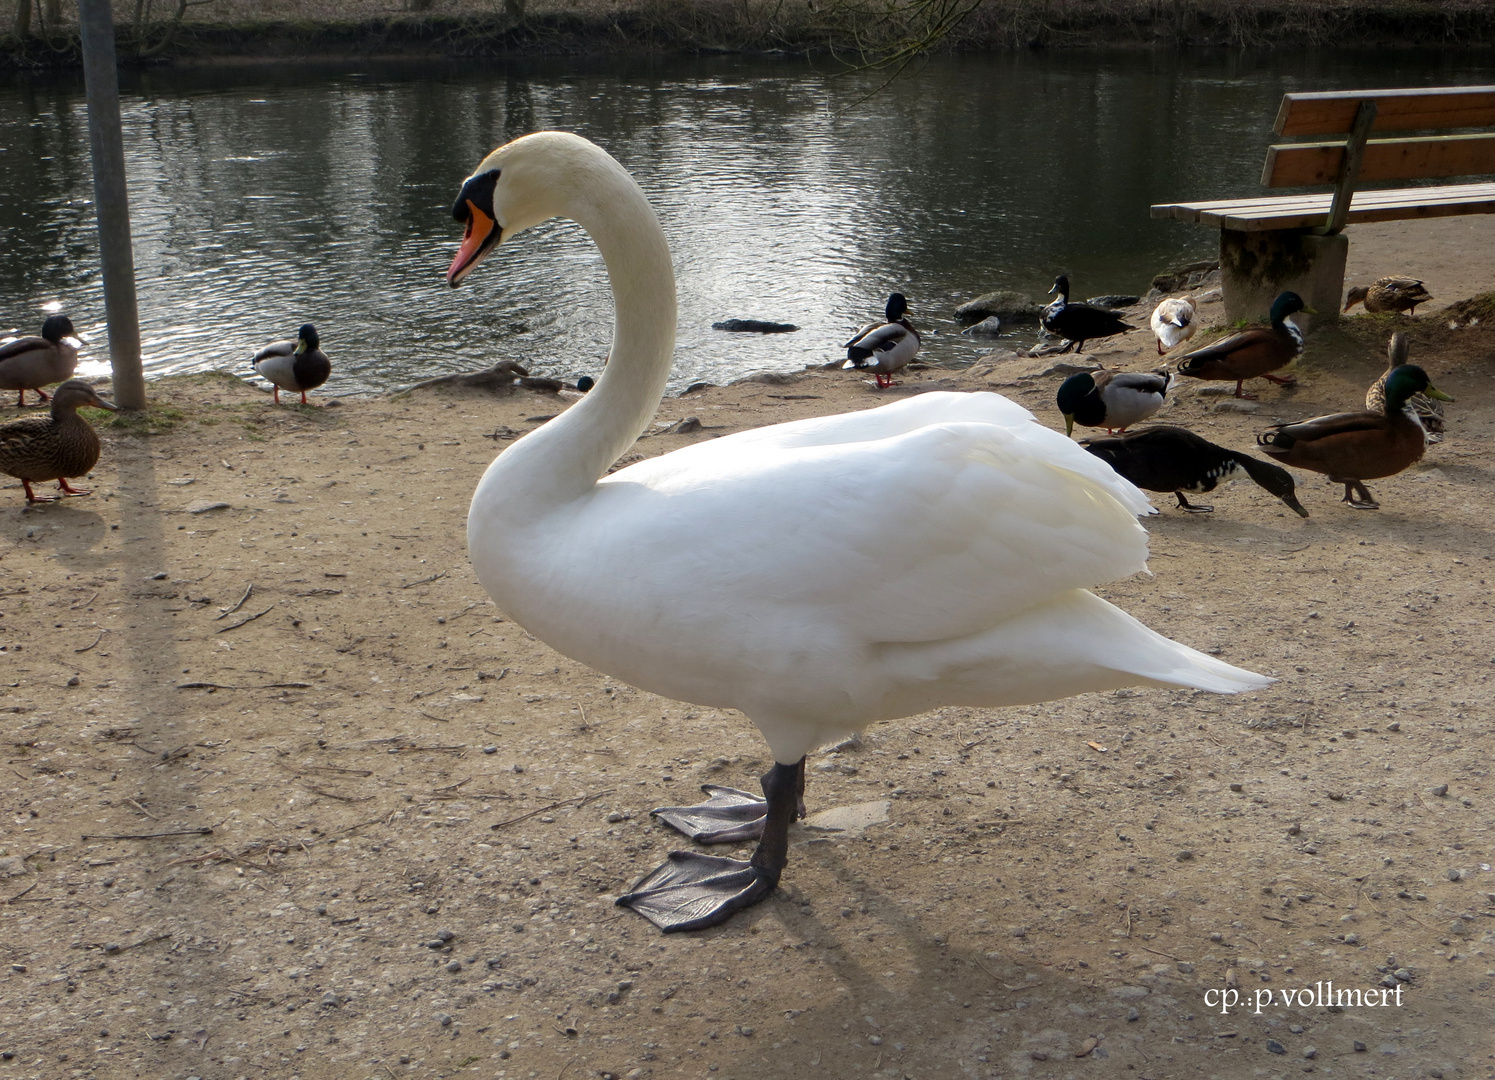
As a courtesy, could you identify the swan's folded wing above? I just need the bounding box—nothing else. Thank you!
[607,413,1154,646]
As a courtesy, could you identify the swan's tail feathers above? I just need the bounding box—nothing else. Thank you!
[877,589,1271,717]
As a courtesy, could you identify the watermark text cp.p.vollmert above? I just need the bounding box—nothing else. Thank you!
[1206,982,1405,1015]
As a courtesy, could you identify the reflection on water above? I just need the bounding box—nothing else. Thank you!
[3,50,1494,393]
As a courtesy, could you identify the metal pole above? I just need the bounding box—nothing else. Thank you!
[76,0,146,410]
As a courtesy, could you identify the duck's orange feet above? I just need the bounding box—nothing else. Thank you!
[21,480,59,503]
[57,479,91,498]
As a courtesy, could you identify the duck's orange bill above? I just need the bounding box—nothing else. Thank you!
[447,202,495,286]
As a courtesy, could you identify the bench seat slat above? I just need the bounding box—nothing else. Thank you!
[1151,181,1495,231]
[1275,86,1495,136]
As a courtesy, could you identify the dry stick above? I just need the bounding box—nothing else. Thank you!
[490,788,616,831]
[80,827,213,840]
[216,605,276,634]
[300,785,373,804]
[400,571,448,590]
[126,798,160,821]
[71,589,100,610]
[1138,944,1182,961]
[119,933,172,952]
[3,881,38,904]
[216,583,254,620]
[75,629,107,653]
[177,681,311,690]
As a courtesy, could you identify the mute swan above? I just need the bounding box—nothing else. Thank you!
[448,132,1270,933]
[0,315,80,407]
[843,293,920,387]
[1055,369,1173,436]
[252,323,331,404]
[1041,276,1134,353]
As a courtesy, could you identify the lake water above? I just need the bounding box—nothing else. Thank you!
[3,48,1495,394]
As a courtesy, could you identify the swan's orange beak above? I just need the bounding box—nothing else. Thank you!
[448,201,497,288]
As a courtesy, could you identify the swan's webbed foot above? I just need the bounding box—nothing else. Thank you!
[1175,492,1214,513]
[615,851,778,932]
[619,758,805,933]
[651,785,767,844]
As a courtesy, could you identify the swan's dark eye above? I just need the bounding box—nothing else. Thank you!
[452,169,500,223]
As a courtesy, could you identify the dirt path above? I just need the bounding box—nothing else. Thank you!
[2,232,1495,1078]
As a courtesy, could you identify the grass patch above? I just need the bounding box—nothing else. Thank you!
[100,404,187,435]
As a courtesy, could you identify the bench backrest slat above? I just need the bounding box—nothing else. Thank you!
[1263,133,1495,187]
[1274,86,1495,136]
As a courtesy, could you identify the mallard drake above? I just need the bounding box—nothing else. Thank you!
[1177,291,1312,399]
[1149,296,1198,355]
[1056,369,1173,437]
[1256,363,1452,509]
[1367,332,1445,443]
[843,293,920,388]
[1041,276,1134,353]
[1083,425,1308,517]
[0,315,80,407]
[251,323,331,404]
[446,132,1269,933]
[1344,277,1431,315]
[0,379,116,503]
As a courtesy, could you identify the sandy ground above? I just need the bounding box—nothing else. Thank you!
[3,220,1495,1080]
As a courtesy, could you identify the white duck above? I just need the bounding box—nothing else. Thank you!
[448,132,1270,933]
[1150,295,1198,355]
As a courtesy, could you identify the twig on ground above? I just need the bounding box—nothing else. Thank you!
[401,571,448,589]
[126,798,160,820]
[75,629,107,653]
[490,788,616,830]
[216,583,254,620]
[80,827,213,840]
[215,605,276,634]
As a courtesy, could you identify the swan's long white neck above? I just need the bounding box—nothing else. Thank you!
[475,144,676,516]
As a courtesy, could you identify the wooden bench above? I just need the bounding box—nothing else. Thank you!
[1151,86,1495,325]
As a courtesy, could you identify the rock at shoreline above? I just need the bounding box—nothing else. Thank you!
[712,319,799,334]
[961,316,1004,336]
[955,291,1043,324]
[1151,260,1221,294]
[1086,295,1140,309]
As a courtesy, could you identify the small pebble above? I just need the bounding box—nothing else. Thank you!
[66,675,80,687]
[1228,783,1243,792]
[321,992,340,1007]
[436,1012,452,1027]
[1387,721,1400,731]
[1287,823,1301,836]
[617,980,633,991]
[606,812,624,823]
[1344,933,1359,945]
[482,746,497,755]
[1289,1025,1303,1034]
[1447,868,1462,881]
[1126,1007,1139,1022]
[10,965,25,973]
[315,904,327,916]
[435,929,454,942]
[868,1036,882,1046]
[446,960,462,973]
[1431,784,1449,797]
[1304,1046,1318,1059]
[1354,1040,1368,1052]
[1175,849,1195,861]
[1266,1038,1285,1055]
[1394,968,1413,982]
[102,943,121,955]
[607,991,621,1004]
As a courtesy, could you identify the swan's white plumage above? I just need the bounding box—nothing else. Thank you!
[463,132,1269,765]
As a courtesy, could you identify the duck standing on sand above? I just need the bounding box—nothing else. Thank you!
[252,323,331,404]
[1149,296,1198,355]
[1056,369,1173,436]
[843,293,920,388]
[1256,363,1452,509]
[1344,277,1431,316]
[0,379,116,503]
[1083,425,1308,517]
[1041,276,1134,353]
[0,315,81,407]
[1177,291,1312,399]
[1367,332,1445,443]
[445,131,1271,933]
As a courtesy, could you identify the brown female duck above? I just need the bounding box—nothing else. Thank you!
[1367,332,1445,442]
[1177,291,1312,399]
[1256,363,1452,509]
[1344,277,1432,315]
[0,314,80,406]
[0,380,116,503]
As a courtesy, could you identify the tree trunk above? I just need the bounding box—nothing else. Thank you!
[13,0,32,38]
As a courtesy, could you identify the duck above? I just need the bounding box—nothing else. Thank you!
[1367,332,1445,443]
[1176,291,1312,399]
[1056,369,1173,437]
[1041,276,1135,353]
[0,379,116,503]
[251,323,331,404]
[446,131,1270,933]
[1344,277,1432,316]
[843,293,920,388]
[1149,296,1198,355]
[1082,426,1308,518]
[1256,363,1452,509]
[0,314,81,407]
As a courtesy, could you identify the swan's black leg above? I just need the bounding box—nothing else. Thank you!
[617,757,805,932]
[1175,491,1214,514]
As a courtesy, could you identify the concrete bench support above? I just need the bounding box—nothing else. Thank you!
[1220,228,1347,330]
